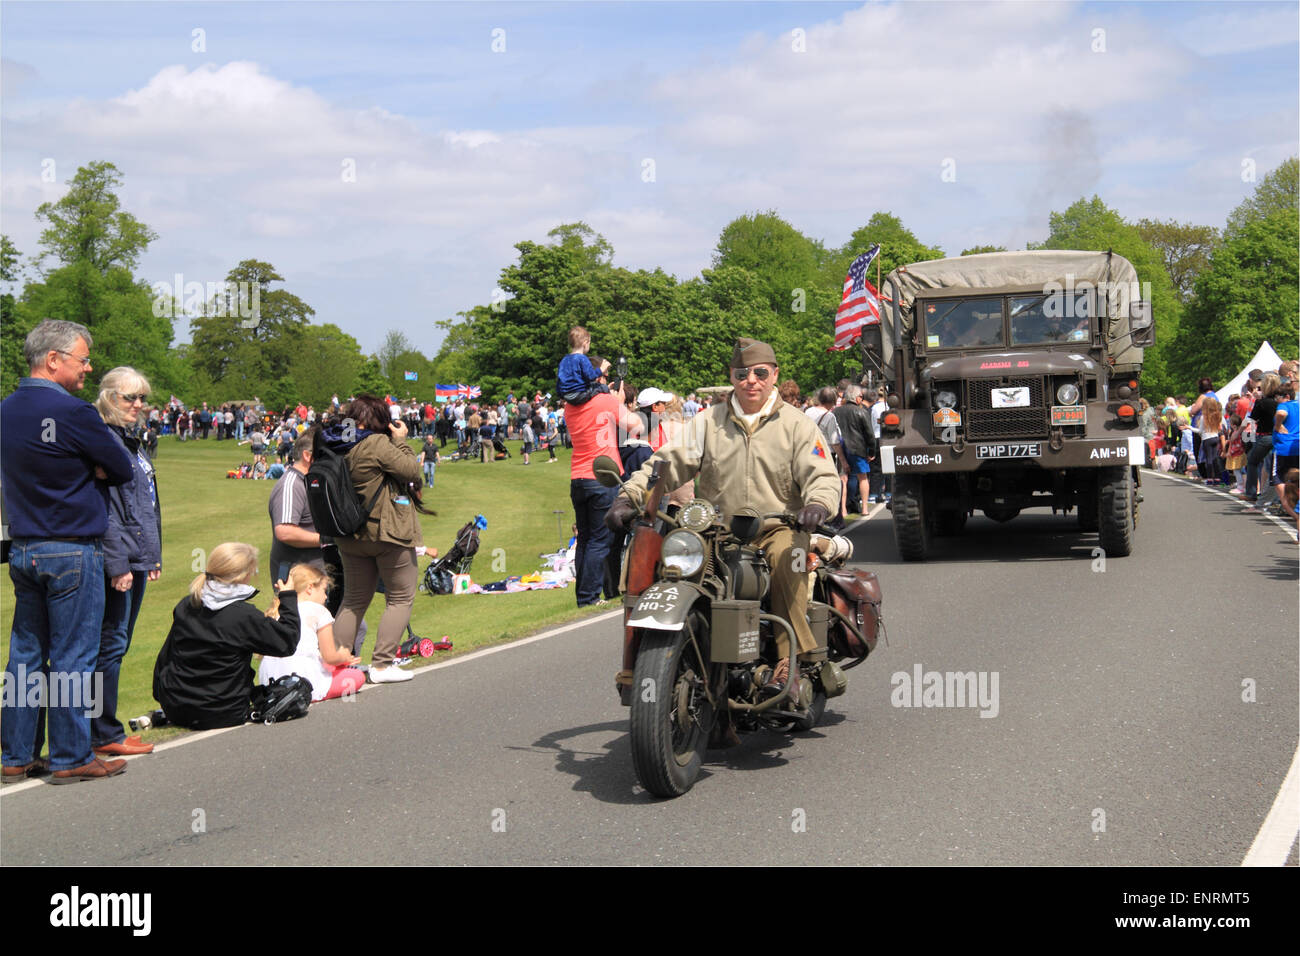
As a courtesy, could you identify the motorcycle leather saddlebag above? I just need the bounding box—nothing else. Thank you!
[824,569,882,664]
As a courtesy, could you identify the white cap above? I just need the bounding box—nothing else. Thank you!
[637,387,674,407]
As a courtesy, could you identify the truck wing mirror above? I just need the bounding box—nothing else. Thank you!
[1129,300,1154,347]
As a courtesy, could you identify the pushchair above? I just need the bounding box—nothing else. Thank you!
[466,433,511,461]
[420,514,488,594]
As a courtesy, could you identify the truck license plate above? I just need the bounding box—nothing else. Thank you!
[976,443,1041,459]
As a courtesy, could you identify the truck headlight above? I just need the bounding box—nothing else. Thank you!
[661,530,705,576]
[1056,383,1080,405]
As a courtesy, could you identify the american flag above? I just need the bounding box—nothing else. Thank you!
[830,244,881,351]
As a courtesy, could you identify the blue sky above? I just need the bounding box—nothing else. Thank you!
[2,1,1297,356]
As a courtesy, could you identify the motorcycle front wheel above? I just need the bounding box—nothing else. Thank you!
[630,614,715,798]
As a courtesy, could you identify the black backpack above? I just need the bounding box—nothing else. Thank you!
[305,442,385,538]
[250,674,312,724]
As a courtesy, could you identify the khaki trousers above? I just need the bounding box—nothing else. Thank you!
[333,539,418,667]
[754,525,817,660]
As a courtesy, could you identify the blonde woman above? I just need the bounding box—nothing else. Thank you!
[261,564,363,702]
[152,543,300,729]
[661,394,695,509]
[92,368,163,756]
[1200,396,1224,485]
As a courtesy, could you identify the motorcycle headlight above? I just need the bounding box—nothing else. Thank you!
[1056,383,1080,405]
[661,530,705,577]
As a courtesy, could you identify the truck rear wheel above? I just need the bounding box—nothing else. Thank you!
[982,508,1020,523]
[1097,466,1134,556]
[893,476,930,561]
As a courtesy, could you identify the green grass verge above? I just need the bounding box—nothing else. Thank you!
[1,435,606,745]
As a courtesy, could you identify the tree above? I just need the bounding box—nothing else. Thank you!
[712,211,826,316]
[824,213,945,293]
[1172,209,1298,386]
[1225,157,1298,239]
[1135,219,1218,303]
[294,324,366,409]
[33,161,157,274]
[960,244,1006,256]
[187,260,314,407]
[377,330,414,380]
[1031,196,1181,396]
[1,236,26,395]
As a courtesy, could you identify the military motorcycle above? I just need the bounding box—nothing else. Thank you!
[595,455,884,798]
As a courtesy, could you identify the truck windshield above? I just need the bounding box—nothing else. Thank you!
[1010,293,1090,345]
[922,297,1003,349]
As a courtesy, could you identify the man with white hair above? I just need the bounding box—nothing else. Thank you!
[1,319,135,784]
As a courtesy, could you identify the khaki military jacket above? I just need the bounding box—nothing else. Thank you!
[346,433,424,548]
[622,396,840,523]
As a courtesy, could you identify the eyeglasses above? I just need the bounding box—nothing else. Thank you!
[120,393,147,404]
[56,350,91,367]
[731,366,773,382]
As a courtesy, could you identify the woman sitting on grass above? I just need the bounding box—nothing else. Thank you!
[152,543,300,730]
[259,564,364,702]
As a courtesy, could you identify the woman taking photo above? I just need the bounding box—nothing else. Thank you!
[93,367,163,756]
[316,395,430,683]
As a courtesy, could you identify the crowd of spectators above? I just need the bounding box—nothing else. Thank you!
[1139,360,1300,519]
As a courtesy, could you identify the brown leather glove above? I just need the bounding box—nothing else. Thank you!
[605,496,640,534]
[794,503,830,533]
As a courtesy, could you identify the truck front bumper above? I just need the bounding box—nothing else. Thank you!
[881,436,1146,474]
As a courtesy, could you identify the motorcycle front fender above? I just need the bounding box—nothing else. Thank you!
[626,581,705,631]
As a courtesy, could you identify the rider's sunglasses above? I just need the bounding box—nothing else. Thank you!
[120,393,147,404]
[731,366,773,382]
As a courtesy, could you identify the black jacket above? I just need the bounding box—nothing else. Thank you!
[832,401,878,462]
[153,591,300,729]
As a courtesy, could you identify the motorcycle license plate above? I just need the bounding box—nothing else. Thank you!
[976,443,1041,459]
[628,584,685,630]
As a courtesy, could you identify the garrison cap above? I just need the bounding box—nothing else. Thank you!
[731,337,777,368]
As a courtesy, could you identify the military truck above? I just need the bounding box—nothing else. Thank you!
[861,250,1154,560]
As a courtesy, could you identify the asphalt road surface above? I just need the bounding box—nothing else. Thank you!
[2,473,1296,866]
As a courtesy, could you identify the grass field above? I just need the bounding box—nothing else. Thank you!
[1,433,605,744]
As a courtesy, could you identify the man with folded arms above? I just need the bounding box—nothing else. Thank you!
[1,320,135,784]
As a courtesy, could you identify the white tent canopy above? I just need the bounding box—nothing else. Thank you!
[1218,341,1284,401]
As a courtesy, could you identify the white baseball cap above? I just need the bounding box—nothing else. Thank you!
[637,387,674,407]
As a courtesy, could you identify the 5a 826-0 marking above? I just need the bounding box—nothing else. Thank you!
[976,443,1041,459]
[896,453,944,467]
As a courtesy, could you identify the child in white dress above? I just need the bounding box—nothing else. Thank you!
[260,564,365,701]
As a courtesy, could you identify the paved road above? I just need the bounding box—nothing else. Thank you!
[2,475,1295,865]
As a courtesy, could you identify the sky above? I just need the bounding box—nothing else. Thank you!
[2,0,1297,357]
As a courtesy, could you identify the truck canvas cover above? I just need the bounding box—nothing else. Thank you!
[879,250,1144,374]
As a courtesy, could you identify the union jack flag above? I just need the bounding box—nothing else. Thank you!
[466,384,482,399]
[830,244,881,351]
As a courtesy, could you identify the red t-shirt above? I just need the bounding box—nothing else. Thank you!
[567,393,622,480]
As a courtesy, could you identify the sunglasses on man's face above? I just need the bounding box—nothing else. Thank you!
[731,366,773,382]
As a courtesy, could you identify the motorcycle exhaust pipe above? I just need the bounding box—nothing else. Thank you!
[729,614,801,715]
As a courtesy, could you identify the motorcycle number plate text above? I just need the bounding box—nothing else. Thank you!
[628,585,683,629]
[976,443,1041,459]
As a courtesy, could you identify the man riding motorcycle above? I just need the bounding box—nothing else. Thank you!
[605,337,841,699]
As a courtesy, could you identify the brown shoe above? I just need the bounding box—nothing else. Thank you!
[94,735,154,756]
[50,757,127,785]
[2,759,48,785]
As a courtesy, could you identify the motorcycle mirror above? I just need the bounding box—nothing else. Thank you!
[730,511,762,543]
[593,455,622,489]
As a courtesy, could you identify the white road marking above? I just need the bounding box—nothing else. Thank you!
[1145,468,1300,865]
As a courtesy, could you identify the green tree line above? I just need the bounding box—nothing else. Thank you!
[3,159,1295,407]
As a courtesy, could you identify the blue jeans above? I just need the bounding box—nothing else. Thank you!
[3,539,105,771]
[570,479,616,606]
[92,572,147,746]
[423,462,436,487]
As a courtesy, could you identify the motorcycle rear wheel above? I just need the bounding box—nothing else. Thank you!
[630,615,715,798]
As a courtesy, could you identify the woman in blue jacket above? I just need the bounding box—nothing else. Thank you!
[92,367,163,756]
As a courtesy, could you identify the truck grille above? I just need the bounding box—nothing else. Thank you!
[964,377,1049,440]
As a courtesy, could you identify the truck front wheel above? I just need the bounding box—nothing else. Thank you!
[893,476,931,561]
[1097,466,1134,556]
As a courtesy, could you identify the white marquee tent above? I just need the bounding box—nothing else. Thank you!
[1218,341,1285,400]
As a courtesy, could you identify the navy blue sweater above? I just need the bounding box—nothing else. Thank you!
[0,378,134,539]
